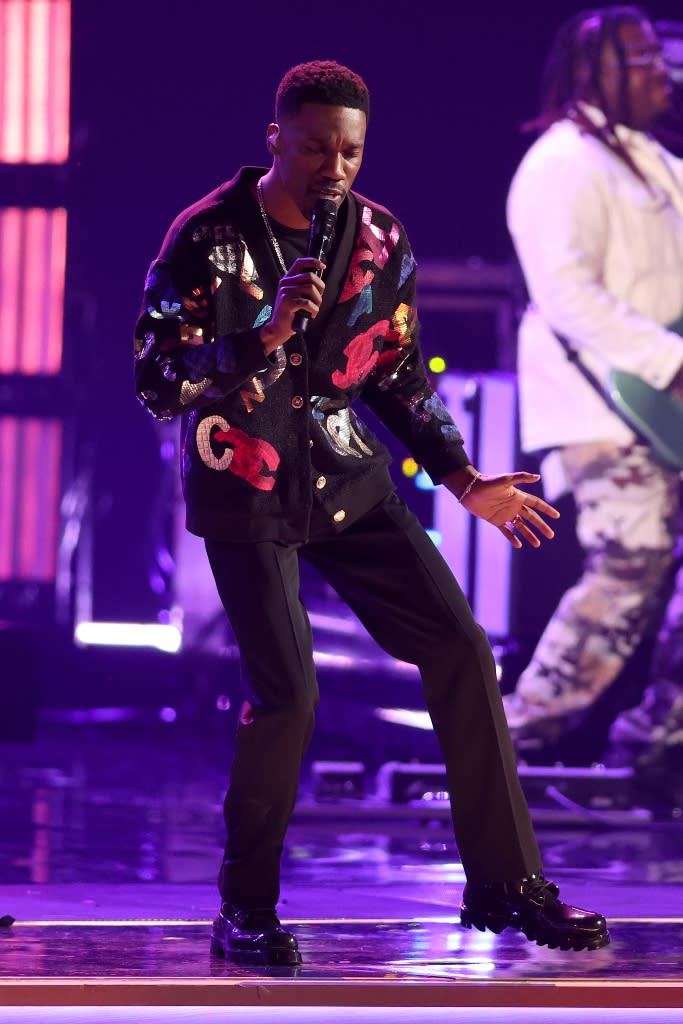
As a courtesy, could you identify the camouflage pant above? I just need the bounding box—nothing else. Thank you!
[505,442,682,748]
[609,550,683,761]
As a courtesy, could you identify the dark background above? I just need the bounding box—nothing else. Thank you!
[61,0,682,625]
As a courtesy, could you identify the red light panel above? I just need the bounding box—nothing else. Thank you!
[0,0,71,163]
[0,206,67,374]
[0,416,62,581]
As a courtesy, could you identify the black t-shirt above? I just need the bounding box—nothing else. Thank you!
[267,219,309,269]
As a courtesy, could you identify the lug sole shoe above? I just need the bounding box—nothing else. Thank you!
[210,905,302,966]
[460,873,610,951]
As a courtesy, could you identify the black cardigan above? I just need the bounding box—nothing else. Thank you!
[134,166,470,541]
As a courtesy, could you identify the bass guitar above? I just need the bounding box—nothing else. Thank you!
[607,314,683,472]
[608,368,683,471]
[556,315,683,473]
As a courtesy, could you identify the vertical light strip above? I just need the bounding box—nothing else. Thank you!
[10,417,62,580]
[1,1,26,162]
[40,417,62,578]
[0,8,5,153]
[432,375,472,594]
[17,417,40,575]
[0,208,22,373]
[0,0,71,163]
[20,208,45,373]
[20,0,31,159]
[45,0,57,158]
[472,374,516,638]
[0,418,18,578]
[27,0,49,161]
[0,207,67,374]
[45,206,67,373]
[50,0,71,163]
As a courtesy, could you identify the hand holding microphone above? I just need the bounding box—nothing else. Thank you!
[260,198,338,354]
[292,198,338,336]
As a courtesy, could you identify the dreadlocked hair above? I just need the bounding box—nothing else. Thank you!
[524,5,649,133]
[275,60,370,122]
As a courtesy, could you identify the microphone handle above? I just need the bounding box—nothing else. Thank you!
[293,202,337,336]
[293,308,312,335]
[292,261,324,335]
[293,233,333,334]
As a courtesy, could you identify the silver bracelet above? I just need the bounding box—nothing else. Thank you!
[458,472,481,503]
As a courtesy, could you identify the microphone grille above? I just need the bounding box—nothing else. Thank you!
[313,197,338,229]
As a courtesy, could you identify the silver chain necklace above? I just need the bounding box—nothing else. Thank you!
[256,178,288,277]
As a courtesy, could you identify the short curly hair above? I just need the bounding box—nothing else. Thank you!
[275,60,370,121]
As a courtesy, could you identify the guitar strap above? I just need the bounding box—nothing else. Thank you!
[551,329,654,449]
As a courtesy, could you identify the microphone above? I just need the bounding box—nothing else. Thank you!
[293,197,338,336]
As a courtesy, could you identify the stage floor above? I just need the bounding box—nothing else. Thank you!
[1,717,682,1021]
[2,878,682,1019]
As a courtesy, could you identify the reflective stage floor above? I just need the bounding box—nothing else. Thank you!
[1,714,682,1022]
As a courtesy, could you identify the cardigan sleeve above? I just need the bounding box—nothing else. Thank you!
[360,242,472,481]
[134,218,273,420]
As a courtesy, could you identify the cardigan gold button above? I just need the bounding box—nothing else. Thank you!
[289,352,303,366]
[316,476,327,490]
[333,510,346,523]
[291,396,304,409]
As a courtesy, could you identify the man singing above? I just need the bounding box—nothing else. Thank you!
[135,60,608,966]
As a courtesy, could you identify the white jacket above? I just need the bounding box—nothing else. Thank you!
[507,110,683,454]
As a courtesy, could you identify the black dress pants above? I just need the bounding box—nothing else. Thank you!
[205,492,541,910]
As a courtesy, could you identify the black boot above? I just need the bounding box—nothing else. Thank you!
[210,904,302,966]
[460,874,609,951]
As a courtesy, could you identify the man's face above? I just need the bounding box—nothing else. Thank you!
[599,20,671,129]
[268,103,366,219]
